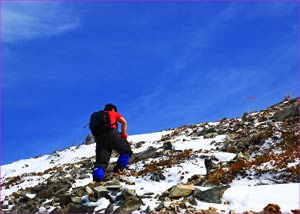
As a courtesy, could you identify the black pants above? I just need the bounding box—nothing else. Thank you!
[95,129,132,170]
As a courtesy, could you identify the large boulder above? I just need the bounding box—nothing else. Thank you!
[132,146,158,161]
[169,184,195,199]
[194,185,230,204]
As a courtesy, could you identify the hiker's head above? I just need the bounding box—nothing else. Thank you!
[104,103,117,112]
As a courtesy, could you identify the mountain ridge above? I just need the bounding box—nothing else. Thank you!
[1,97,299,213]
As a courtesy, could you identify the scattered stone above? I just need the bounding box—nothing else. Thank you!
[237,152,251,161]
[150,172,166,181]
[179,202,187,209]
[25,193,36,200]
[291,209,300,214]
[30,185,44,193]
[36,190,52,199]
[73,187,86,197]
[105,203,114,213]
[205,158,217,174]
[206,206,218,212]
[143,192,154,196]
[198,127,218,136]
[70,203,95,213]
[93,186,109,199]
[188,174,206,186]
[163,141,173,150]
[103,179,121,190]
[263,203,281,213]
[11,192,20,198]
[133,146,158,161]
[204,132,219,139]
[155,201,164,211]
[78,174,90,179]
[85,186,94,196]
[135,141,146,148]
[114,196,143,213]
[188,197,198,206]
[244,211,255,214]
[161,134,171,141]
[194,185,230,204]
[58,194,72,206]
[71,196,82,204]
[169,184,195,199]
[144,205,151,213]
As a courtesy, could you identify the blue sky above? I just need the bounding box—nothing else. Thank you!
[2,2,299,165]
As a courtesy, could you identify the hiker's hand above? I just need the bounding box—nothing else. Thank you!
[121,132,128,140]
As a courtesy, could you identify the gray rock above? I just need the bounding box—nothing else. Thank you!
[133,146,158,161]
[10,204,32,213]
[85,186,94,196]
[93,186,109,199]
[135,141,146,148]
[59,194,72,206]
[31,184,44,193]
[118,188,137,201]
[73,187,86,197]
[143,192,154,196]
[169,184,195,199]
[144,206,151,213]
[105,203,114,213]
[103,179,121,190]
[163,141,173,150]
[62,203,96,213]
[150,172,166,181]
[197,127,218,136]
[194,185,230,204]
[226,134,238,142]
[114,196,143,213]
[155,201,165,211]
[78,174,90,179]
[236,152,251,162]
[36,190,52,199]
[188,197,198,206]
[71,196,82,204]
[204,158,217,174]
[204,132,219,139]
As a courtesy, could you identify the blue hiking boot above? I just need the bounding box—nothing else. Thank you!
[93,167,105,181]
[113,153,131,173]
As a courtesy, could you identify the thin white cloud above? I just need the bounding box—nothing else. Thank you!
[129,2,298,128]
[2,2,79,43]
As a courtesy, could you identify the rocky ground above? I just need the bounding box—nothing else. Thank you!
[1,97,299,213]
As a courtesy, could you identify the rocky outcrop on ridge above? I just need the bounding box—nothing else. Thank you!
[1,97,299,213]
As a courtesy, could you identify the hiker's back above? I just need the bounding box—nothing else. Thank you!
[89,110,111,136]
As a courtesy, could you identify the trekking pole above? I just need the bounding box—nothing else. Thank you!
[83,123,90,129]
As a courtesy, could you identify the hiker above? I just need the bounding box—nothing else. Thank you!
[91,103,133,182]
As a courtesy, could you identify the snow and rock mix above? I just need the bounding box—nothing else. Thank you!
[1,97,299,213]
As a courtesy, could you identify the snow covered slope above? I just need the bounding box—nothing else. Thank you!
[1,98,299,213]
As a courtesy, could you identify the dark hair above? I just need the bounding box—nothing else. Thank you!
[104,103,117,111]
